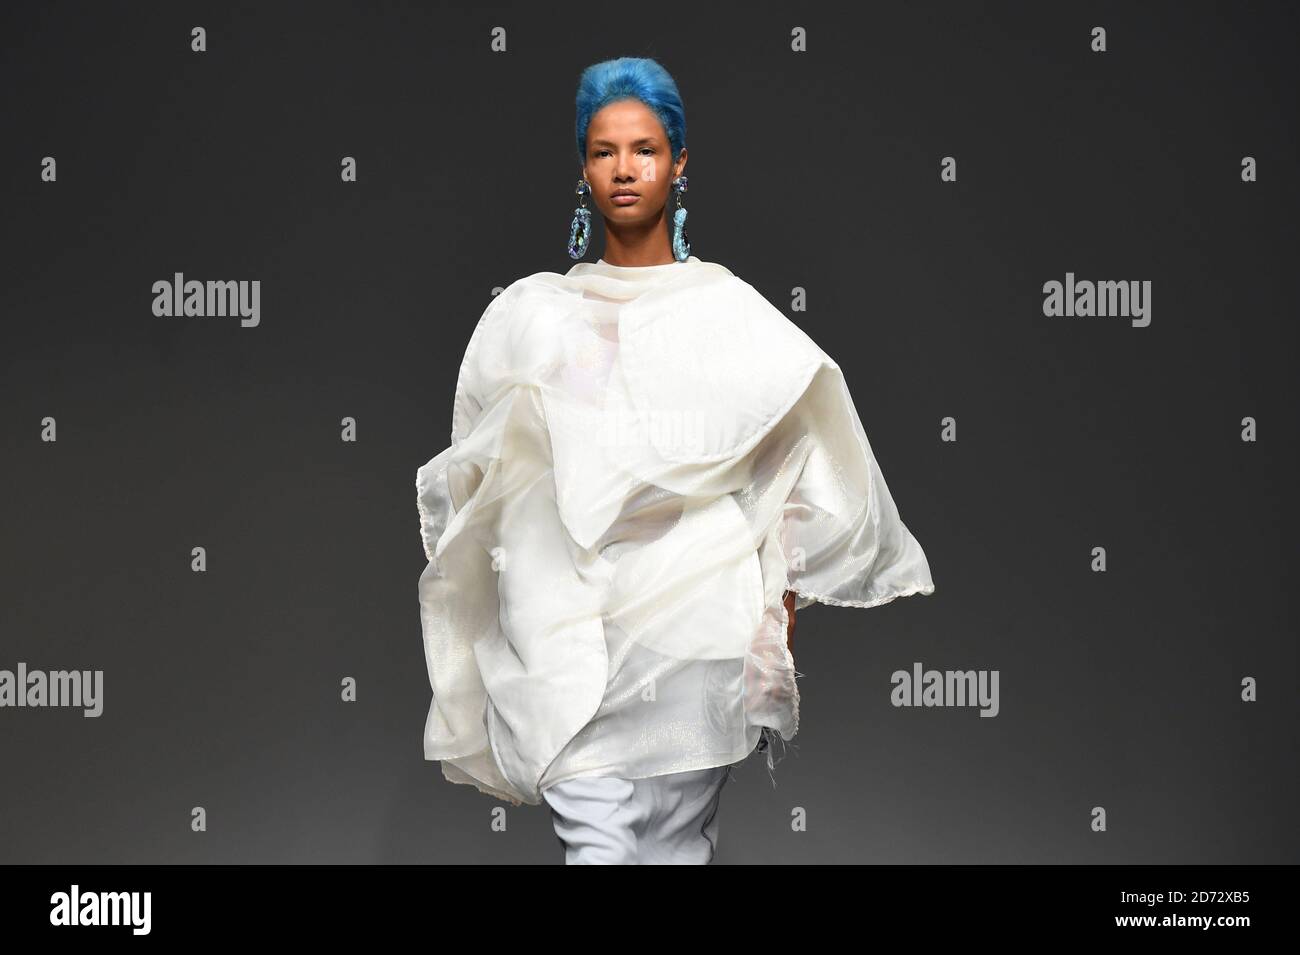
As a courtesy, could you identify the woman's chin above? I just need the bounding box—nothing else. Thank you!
[602,206,660,223]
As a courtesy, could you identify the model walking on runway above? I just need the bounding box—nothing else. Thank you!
[416,55,935,864]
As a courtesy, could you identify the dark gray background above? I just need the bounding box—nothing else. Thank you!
[2,0,1296,864]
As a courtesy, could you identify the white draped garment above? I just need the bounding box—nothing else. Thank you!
[416,255,935,806]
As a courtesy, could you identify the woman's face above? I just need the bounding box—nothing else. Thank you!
[582,98,686,228]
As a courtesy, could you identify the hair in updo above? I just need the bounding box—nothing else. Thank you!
[574,57,686,165]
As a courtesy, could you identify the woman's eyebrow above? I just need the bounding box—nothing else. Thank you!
[590,137,658,147]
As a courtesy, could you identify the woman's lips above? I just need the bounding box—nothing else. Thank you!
[611,194,640,205]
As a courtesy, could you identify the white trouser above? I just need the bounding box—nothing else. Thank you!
[541,765,732,865]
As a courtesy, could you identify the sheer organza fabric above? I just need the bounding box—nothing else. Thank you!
[416,256,935,806]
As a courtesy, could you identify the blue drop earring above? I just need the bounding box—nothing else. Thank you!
[567,179,592,259]
[671,175,691,262]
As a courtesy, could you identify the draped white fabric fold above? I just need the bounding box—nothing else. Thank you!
[416,256,935,806]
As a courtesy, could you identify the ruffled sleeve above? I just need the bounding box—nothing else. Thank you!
[415,290,529,804]
[778,364,935,611]
[416,287,513,565]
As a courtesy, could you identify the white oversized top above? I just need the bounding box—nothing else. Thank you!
[416,255,935,806]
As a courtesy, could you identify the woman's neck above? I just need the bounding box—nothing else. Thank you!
[601,221,676,267]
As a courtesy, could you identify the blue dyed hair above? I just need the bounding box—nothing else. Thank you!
[575,57,686,165]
